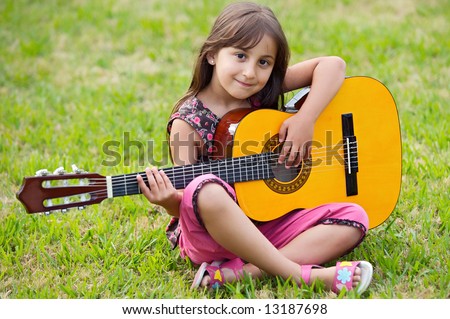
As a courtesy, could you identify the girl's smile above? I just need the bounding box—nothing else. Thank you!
[235,79,253,88]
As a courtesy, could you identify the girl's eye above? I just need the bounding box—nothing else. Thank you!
[236,53,246,60]
[259,59,270,66]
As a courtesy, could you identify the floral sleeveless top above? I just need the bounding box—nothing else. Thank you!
[167,97,220,161]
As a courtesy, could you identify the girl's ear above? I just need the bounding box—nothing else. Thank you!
[206,52,216,66]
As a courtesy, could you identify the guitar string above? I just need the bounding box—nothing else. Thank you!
[73,161,359,201]
[86,142,357,182]
[42,142,356,181]
[45,160,362,204]
[44,143,359,201]
[48,162,361,204]
[56,153,359,201]
[83,142,357,181]
[43,158,359,208]
[81,149,358,188]
[84,152,357,188]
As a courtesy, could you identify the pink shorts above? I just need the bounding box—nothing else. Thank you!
[177,174,369,265]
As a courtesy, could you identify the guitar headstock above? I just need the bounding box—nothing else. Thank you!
[16,165,107,215]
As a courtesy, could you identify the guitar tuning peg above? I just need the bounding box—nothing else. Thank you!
[53,167,66,175]
[36,168,55,207]
[72,164,85,174]
[36,169,50,176]
[44,211,52,216]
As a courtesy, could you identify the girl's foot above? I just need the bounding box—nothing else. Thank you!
[199,266,237,287]
[192,258,245,289]
[303,261,373,294]
[310,266,361,287]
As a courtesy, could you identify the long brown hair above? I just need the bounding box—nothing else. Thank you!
[171,2,290,115]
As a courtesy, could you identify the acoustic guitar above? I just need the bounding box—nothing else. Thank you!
[16,76,402,229]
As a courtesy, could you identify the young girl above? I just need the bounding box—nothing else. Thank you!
[137,2,373,293]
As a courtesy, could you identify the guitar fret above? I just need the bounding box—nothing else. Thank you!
[258,154,263,179]
[239,157,242,182]
[265,155,269,178]
[260,156,263,179]
[261,154,265,179]
[170,167,179,189]
[191,164,196,182]
[235,158,239,182]
[216,162,221,180]
[229,158,235,183]
[210,162,214,178]
[187,165,192,185]
[235,158,240,183]
[262,158,266,179]
[225,159,228,182]
[245,157,249,181]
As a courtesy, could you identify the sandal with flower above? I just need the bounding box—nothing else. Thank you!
[191,258,245,289]
[300,261,373,294]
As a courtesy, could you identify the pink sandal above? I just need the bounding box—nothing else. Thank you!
[191,258,245,289]
[300,261,373,294]
[332,261,373,294]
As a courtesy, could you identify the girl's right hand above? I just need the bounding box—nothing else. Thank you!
[136,167,182,216]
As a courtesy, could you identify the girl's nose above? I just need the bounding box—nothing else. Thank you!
[242,64,256,78]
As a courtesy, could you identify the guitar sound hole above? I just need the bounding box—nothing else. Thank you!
[263,136,312,194]
[271,163,301,182]
[269,142,302,182]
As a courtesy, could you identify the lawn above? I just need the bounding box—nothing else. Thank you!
[0,0,448,299]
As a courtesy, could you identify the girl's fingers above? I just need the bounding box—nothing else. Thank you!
[137,167,157,190]
[159,169,174,188]
[136,173,145,189]
[150,167,166,187]
[146,167,160,190]
[279,144,311,168]
[285,147,302,168]
[278,124,287,143]
[136,167,161,201]
[278,141,291,164]
[136,171,152,198]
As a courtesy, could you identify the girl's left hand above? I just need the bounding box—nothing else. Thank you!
[136,167,182,213]
[277,115,314,168]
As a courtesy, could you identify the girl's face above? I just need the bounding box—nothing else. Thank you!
[208,34,277,102]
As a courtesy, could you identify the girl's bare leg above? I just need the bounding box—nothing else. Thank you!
[242,224,363,288]
[197,184,363,288]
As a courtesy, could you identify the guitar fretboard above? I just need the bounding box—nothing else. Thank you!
[110,152,276,197]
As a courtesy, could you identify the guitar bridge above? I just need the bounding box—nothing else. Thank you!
[342,113,358,196]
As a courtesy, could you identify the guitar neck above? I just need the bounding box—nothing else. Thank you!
[111,152,275,197]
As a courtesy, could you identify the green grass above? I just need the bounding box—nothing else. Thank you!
[1,0,448,299]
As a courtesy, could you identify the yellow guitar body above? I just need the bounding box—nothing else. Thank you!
[231,77,402,229]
